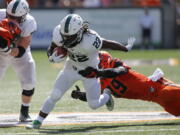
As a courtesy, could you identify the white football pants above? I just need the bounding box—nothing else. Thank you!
[0,49,36,90]
[41,61,109,114]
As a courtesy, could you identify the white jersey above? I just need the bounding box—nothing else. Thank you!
[0,9,37,90]
[52,25,103,69]
[0,9,37,37]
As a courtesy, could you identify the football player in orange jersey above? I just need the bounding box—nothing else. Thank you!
[71,51,180,116]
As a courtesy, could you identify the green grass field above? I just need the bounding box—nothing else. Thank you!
[0,49,180,135]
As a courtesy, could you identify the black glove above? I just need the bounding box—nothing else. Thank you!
[78,67,98,78]
[71,85,81,99]
[0,36,11,54]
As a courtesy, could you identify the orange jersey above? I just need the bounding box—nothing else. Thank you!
[98,51,180,116]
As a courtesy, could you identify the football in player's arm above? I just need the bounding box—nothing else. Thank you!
[71,51,180,117]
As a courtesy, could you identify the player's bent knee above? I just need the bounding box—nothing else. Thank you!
[88,100,99,110]
[22,88,34,96]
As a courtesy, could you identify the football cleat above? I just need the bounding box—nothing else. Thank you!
[104,88,114,111]
[19,112,32,122]
[26,120,42,129]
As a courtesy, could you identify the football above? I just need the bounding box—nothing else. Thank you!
[53,46,67,58]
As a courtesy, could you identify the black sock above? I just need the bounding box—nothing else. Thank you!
[20,105,29,115]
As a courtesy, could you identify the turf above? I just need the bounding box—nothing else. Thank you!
[0,49,180,135]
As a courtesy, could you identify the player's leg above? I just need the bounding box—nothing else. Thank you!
[28,65,78,129]
[12,51,36,122]
[83,78,114,110]
[160,85,180,116]
[0,54,10,80]
[164,101,180,116]
[40,69,76,115]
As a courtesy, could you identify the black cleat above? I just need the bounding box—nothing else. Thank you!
[19,105,32,122]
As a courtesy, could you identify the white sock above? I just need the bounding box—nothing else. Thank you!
[99,93,109,106]
[37,115,45,123]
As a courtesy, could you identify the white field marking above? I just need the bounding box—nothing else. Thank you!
[0,112,179,128]
[15,128,180,135]
[16,133,42,135]
[85,128,180,134]
[125,58,179,66]
[16,133,39,135]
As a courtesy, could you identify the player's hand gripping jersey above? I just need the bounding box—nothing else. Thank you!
[76,51,180,116]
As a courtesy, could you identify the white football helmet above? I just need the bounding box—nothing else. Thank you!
[60,14,85,48]
[6,0,29,23]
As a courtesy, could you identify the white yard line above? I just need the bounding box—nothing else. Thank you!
[15,128,180,135]
[86,128,180,134]
[0,112,179,127]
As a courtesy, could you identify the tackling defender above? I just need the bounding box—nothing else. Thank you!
[0,0,37,122]
[27,13,135,129]
[71,51,180,116]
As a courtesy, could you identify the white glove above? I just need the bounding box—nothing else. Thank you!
[126,37,136,51]
[148,68,164,82]
[49,50,66,63]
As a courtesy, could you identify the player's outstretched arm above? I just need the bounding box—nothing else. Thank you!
[78,66,128,78]
[101,37,136,52]
[97,66,128,78]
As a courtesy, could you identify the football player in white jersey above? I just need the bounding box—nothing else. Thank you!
[27,14,135,129]
[0,0,37,122]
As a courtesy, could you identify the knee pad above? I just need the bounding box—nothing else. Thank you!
[22,88,34,96]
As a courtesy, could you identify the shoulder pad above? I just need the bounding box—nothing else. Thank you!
[21,14,37,37]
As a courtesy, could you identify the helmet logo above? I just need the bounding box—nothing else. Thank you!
[12,0,21,14]
[64,15,72,33]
